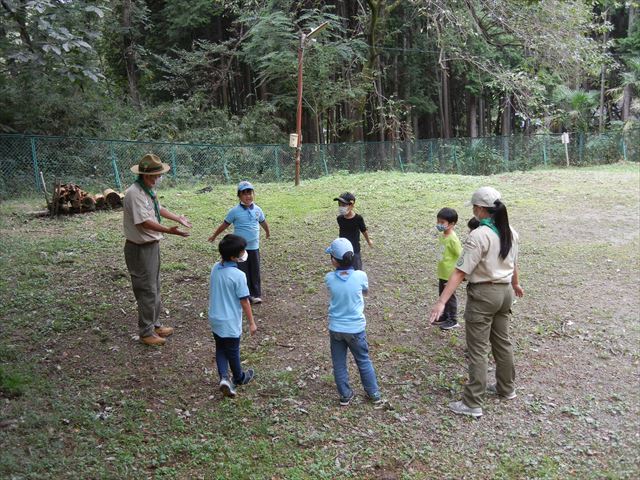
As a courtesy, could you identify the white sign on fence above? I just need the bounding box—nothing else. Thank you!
[561,132,570,144]
[289,133,298,148]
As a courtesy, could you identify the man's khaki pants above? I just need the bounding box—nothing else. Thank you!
[462,283,515,408]
[124,240,161,338]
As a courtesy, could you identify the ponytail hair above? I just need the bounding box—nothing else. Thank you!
[487,200,512,259]
[337,251,354,268]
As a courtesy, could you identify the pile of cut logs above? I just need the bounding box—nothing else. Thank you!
[48,179,123,216]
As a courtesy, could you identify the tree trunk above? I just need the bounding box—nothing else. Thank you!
[599,9,609,133]
[501,95,511,136]
[122,0,141,109]
[439,59,452,138]
[622,6,636,121]
[468,94,478,138]
[478,95,486,137]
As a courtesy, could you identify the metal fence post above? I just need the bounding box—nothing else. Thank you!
[578,132,584,164]
[620,136,628,162]
[360,142,365,172]
[30,136,41,190]
[397,143,405,173]
[452,144,459,173]
[110,143,122,190]
[171,145,177,178]
[221,147,230,182]
[274,146,281,180]
[502,136,509,171]
[428,140,434,172]
[542,135,548,166]
[321,144,329,175]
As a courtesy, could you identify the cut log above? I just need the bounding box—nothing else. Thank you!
[103,189,122,208]
[82,196,96,212]
[94,194,106,209]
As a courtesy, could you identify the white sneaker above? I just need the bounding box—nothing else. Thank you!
[250,297,263,305]
[487,384,517,400]
[449,400,482,418]
[219,378,236,398]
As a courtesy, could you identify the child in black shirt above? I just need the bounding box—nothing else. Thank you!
[334,192,373,270]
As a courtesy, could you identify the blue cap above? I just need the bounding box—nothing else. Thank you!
[325,237,354,260]
[237,180,254,192]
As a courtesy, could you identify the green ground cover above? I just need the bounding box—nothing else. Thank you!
[1,164,639,479]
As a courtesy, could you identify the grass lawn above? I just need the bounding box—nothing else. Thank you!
[1,164,639,479]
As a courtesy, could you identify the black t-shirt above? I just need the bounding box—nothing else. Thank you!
[337,214,367,253]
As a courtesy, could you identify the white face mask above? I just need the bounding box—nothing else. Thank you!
[151,175,163,188]
[338,206,349,216]
[236,251,248,263]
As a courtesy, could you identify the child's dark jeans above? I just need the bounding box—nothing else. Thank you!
[329,330,379,400]
[438,278,458,323]
[213,333,246,384]
[237,249,261,297]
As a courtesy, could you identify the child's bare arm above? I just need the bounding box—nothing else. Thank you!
[363,230,373,247]
[429,269,465,324]
[260,220,270,239]
[208,221,230,242]
[240,298,257,335]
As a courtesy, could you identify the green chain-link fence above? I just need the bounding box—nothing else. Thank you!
[1,129,638,197]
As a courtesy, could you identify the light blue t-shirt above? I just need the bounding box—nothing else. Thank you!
[224,203,265,250]
[325,268,369,334]
[208,261,250,338]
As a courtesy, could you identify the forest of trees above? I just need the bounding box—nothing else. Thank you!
[0,0,638,145]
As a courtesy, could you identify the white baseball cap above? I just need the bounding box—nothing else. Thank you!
[465,186,502,207]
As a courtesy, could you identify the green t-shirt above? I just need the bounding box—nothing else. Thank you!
[437,231,463,280]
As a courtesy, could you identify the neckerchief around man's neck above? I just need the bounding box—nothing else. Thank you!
[479,218,499,236]
[136,177,161,223]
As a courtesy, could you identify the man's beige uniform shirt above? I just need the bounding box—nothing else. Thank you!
[123,182,163,244]
[456,226,519,283]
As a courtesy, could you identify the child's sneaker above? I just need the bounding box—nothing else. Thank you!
[219,378,236,398]
[339,391,355,407]
[235,368,255,386]
[250,297,262,305]
[486,384,517,400]
[440,320,460,330]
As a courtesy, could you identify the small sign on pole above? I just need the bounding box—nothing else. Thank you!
[561,132,570,166]
[289,133,298,148]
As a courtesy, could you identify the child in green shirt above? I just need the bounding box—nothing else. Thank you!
[434,208,463,330]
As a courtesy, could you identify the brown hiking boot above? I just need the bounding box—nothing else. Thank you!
[140,334,166,346]
[154,326,174,338]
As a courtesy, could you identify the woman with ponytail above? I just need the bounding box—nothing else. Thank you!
[429,187,524,418]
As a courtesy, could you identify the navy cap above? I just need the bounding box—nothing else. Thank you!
[333,192,355,204]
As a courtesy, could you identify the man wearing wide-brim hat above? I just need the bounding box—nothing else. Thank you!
[123,153,192,346]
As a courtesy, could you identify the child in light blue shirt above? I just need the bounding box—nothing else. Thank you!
[208,234,257,398]
[208,181,270,304]
[324,237,381,407]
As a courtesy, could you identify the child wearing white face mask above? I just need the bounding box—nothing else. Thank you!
[208,234,257,398]
[334,192,373,271]
[209,181,271,304]
[433,207,462,330]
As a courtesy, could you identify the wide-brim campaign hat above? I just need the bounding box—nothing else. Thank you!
[130,153,171,175]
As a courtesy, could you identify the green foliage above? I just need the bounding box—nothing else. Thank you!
[0,365,30,398]
[552,86,600,132]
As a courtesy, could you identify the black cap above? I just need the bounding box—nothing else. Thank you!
[333,192,355,204]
